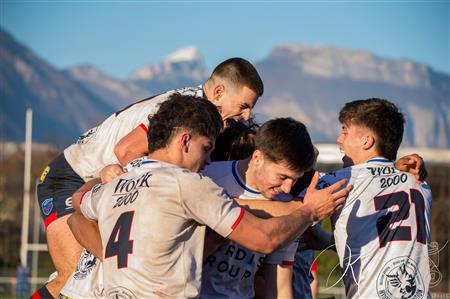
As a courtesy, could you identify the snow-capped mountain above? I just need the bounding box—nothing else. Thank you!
[254,44,449,148]
[2,28,448,149]
[128,46,207,94]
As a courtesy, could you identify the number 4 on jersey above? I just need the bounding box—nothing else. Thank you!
[105,211,134,268]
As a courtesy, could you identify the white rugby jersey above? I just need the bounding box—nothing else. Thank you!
[60,249,104,299]
[313,158,432,299]
[80,159,244,298]
[200,160,298,299]
[64,86,203,182]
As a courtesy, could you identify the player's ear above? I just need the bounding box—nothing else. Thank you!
[212,84,225,102]
[252,149,264,167]
[180,132,191,152]
[362,134,375,150]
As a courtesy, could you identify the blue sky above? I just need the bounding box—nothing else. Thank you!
[1,1,449,79]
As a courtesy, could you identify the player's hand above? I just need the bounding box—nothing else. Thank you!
[302,171,352,221]
[394,153,427,182]
[100,164,125,183]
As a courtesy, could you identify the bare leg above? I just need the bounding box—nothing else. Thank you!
[45,214,83,297]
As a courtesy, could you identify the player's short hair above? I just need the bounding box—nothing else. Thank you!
[147,93,223,153]
[255,118,314,173]
[209,58,264,97]
[211,119,259,161]
[339,98,405,161]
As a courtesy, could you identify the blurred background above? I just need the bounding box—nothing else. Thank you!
[0,1,449,298]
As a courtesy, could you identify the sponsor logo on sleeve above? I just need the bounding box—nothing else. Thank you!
[41,198,54,216]
[39,166,50,183]
[76,127,99,144]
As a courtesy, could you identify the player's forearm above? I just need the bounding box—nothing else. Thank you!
[262,206,315,252]
[235,199,303,218]
[115,148,145,166]
[114,126,149,166]
[228,208,311,254]
[68,212,103,259]
[72,178,102,212]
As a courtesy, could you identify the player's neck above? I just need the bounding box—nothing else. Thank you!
[147,149,179,168]
[353,150,383,165]
[240,158,260,191]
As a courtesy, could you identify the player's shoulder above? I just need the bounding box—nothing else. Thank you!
[202,160,234,181]
[173,166,216,187]
[135,86,202,109]
[125,159,180,183]
[318,167,352,186]
[173,86,203,95]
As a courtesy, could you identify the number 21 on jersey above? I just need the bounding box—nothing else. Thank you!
[374,189,427,248]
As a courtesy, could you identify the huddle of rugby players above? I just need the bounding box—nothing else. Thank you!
[33,58,432,299]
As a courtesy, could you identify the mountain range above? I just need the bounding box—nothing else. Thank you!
[1,28,448,148]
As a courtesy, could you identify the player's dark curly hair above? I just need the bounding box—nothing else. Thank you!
[211,119,259,161]
[255,118,315,173]
[147,93,223,153]
[339,98,404,161]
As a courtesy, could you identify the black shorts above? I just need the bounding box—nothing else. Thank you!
[37,153,85,229]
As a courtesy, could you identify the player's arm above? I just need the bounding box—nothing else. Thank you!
[203,200,304,256]
[203,200,305,257]
[235,198,304,218]
[67,212,103,259]
[263,264,293,299]
[69,164,125,259]
[72,163,124,213]
[227,172,352,254]
[394,153,427,182]
[114,125,149,166]
[70,178,104,260]
[72,178,102,212]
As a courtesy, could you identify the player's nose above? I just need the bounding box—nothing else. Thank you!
[241,109,251,121]
[280,180,293,193]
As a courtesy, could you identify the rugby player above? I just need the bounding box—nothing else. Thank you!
[66,94,351,298]
[33,57,264,298]
[302,98,432,298]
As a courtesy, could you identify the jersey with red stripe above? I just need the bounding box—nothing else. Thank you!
[79,159,243,298]
[200,160,298,299]
[64,86,203,182]
[314,158,432,299]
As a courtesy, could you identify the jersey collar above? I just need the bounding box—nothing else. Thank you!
[366,157,391,163]
[232,160,261,194]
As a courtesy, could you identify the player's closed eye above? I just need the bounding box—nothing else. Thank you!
[240,103,250,110]
[204,145,212,153]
